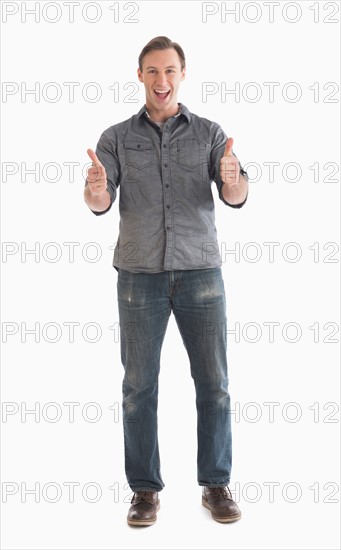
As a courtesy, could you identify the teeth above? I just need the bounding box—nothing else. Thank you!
[155,90,169,93]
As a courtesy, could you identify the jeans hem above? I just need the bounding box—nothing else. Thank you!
[130,487,164,492]
[198,482,230,487]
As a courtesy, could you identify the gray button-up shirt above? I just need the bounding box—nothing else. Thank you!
[86,102,249,273]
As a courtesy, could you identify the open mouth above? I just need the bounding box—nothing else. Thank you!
[154,89,171,100]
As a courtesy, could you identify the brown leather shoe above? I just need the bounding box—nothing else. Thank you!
[127,491,160,526]
[202,486,241,523]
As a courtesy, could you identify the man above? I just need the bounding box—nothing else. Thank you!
[84,36,249,526]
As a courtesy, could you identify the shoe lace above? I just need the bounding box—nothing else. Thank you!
[214,487,232,501]
[132,491,155,504]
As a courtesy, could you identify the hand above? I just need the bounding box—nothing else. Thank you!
[86,149,108,196]
[220,137,240,185]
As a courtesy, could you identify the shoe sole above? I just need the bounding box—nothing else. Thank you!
[202,498,241,523]
[127,502,160,527]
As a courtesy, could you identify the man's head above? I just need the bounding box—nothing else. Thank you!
[138,36,186,72]
[137,36,186,120]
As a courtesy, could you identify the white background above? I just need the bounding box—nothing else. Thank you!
[1,1,340,549]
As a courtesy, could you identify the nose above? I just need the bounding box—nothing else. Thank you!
[156,73,168,88]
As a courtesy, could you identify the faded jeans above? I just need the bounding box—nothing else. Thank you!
[117,267,232,492]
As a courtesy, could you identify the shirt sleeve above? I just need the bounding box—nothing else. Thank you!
[209,122,249,208]
[84,127,121,216]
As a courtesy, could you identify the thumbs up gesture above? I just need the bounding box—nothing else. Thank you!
[220,137,240,185]
[86,149,108,196]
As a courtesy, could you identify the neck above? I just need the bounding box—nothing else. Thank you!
[146,103,180,122]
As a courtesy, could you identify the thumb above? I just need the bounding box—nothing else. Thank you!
[223,137,234,157]
[87,148,102,165]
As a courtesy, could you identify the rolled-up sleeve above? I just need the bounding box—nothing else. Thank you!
[84,128,121,216]
[209,122,249,208]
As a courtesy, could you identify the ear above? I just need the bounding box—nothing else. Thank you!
[180,67,186,81]
[137,68,144,83]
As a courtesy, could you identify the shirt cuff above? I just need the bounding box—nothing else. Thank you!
[90,200,113,216]
[84,180,115,216]
[223,192,248,208]
[219,168,249,208]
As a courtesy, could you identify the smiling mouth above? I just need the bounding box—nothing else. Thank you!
[154,90,171,99]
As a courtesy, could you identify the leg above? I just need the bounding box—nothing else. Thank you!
[117,268,171,492]
[172,268,232,486]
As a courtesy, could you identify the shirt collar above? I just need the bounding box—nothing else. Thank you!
[137,102,191,123]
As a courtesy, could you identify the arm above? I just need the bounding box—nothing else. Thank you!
[220,138,249,206]
[84,130,119,216]
[209,123,249,208]
[84,171,112,214]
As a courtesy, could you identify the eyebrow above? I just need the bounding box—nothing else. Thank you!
[145,65,177,70]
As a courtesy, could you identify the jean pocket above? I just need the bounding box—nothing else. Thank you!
[175,138,207,167]
[124,139,153,169]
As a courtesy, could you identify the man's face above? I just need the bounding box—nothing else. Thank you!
[137,48,186,115]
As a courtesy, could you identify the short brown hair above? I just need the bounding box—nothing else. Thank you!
[138,36,186,71]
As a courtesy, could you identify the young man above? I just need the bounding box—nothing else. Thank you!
[84,36,249,526]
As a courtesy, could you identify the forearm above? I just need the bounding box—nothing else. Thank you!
[84,182,112,212]
[221,173,248,205]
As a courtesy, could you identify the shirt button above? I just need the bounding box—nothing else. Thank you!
[163,144,167,148]
[137,144,141,148]
[166,226,171,230]
[164,163,168,167]
[166,205,170,209]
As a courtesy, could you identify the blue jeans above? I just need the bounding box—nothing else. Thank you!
[117,267,232,492]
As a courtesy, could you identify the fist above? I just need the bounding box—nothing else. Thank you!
[86,149,108,196]
[220,137,240,185]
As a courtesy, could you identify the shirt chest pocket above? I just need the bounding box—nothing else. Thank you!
[124,139,154,170]
[175,138,207,167]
